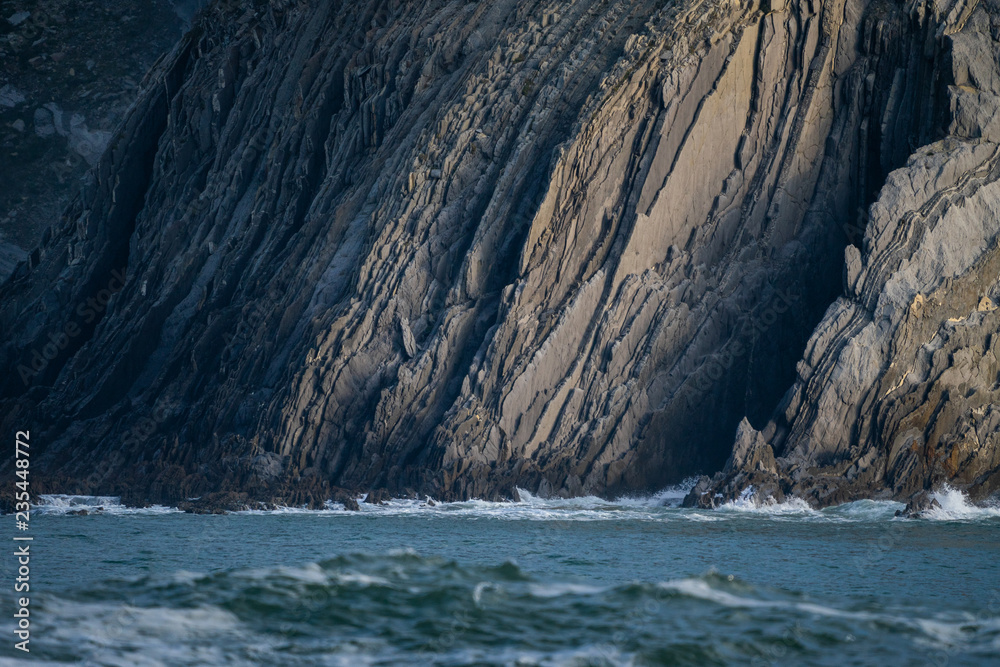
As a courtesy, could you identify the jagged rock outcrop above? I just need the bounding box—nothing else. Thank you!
[687,417,785,507]
[691,0,1000,508]
[1,0,998,508]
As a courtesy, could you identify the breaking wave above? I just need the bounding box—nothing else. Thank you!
[923,485,1000,521]
[34,483,1000,523]
[2,552,996,666]
[34,494,181,516]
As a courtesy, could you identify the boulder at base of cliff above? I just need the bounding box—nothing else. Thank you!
[894,490,943,518]
[683,419,787,508]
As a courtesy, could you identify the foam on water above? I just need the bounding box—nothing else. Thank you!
[822,498,904,521]
[615,477,700,507]
[717,486,818,515]
[10,556,994,666]
[33,484,1000,524]
[924,485,1000,521]
[659,576,1000,644]
[35,494,181,515]
[14,600,246,667]
[527,582,608,598]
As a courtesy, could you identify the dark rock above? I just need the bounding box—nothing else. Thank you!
[251,453,284,482]
[0,0,191,253]
[684,421,786,508]
[342,498,361,512]
[0,0,998,510]
[682,476,714,508]
[895,491,943,518]
[365,488,391,505]
[120,491,153,508]
[177,491,249,513]
[0,84,25,108]
[331,489,360,511]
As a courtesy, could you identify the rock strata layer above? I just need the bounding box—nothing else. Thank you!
[689,0,1000,509]
[0,0,199,263]
[1,0,998,509]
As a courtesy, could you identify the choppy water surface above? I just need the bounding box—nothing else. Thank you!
[2,486,998,665]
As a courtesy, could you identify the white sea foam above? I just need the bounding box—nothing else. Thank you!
[35,483,1000,524]
[659,576,997,647]
[717,487,817,515]
[234,562,390,587]
[612,477,700,507]
[440,645,637,667]
[527,582,608,598]
[239,562,330,584]
[34,494,181,515]
[923,485,1000,521]
[220,487,971,524]
[0,600,246,666]
[472,581,497,605]
[170,569,208,585]
[823,499,904,521]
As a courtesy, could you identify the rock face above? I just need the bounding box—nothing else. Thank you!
[690,0,1000,509]
[1,0,999,508]
[0,0,199,272]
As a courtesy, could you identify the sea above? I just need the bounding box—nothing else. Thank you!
[1,484,998,666]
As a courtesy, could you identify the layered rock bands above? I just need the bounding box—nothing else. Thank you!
[1,0,998,510]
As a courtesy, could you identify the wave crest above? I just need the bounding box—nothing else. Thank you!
[923,485,1000,521]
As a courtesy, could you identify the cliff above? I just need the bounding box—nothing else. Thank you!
[689,0,1000,509]
[1,0,998,510]
[0,0,201,273]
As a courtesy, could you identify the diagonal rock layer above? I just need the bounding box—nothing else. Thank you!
[1,0,998,509]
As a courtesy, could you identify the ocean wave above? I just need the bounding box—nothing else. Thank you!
[717,487,818,515]
[34,494,181,516]
[659,576,1000,641]
[527,582,609,598]
[923,485,1000,521]
[821,498,904,521]
[3,600,246,666]
[8,556,997,666]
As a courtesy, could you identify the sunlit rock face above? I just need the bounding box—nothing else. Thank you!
[1,0,998,509]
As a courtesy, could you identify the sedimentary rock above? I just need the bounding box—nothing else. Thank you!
[1,0,998,509]
[691,0,1000,508]
[0,0,199,275]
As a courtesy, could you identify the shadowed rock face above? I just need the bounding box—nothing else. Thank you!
[689,0,1000,510]
[0,0,201,272]
[0,0,997,509]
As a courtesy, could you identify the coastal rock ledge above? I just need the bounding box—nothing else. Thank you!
[2,0,999,510]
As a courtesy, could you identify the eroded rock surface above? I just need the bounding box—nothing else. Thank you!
[0,0,200,268]
[691,0,1000,508]
[1,0,998,508]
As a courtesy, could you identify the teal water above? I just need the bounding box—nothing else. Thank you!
[1,488,998,666]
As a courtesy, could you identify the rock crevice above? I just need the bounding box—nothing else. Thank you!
[1,0,998,509]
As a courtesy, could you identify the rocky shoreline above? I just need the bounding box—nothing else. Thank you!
[2,0,999,511]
